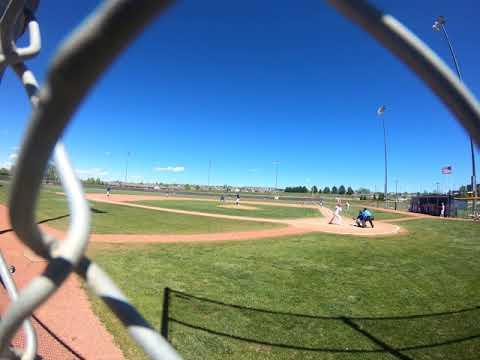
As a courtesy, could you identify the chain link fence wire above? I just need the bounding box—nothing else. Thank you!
[1,0,479,358]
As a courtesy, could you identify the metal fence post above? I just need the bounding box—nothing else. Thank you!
[161,287,171,341]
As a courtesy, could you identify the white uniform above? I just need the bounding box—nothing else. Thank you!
[332,205,342,224]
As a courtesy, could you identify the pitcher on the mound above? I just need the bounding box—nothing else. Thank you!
[329,204,343,225]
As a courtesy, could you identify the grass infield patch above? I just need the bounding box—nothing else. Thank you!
[134,199,321,219]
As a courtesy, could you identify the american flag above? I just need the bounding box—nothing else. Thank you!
[441,166,452,174]
[377,105,386,116]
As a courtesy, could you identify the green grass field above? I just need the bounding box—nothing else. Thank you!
[134,199,321,219]
[88,219,480,359]
[0,186,283,234]
[26,183,469,220]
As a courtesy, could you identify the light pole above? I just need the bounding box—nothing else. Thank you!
[395,179,398,210]
[377,105,388,208]
[124,151,130,183]
[207,160,212,189]
[433,16,477,213]
[273,161,279,197]
[436,182,440,194]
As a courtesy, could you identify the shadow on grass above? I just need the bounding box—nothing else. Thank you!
[0,207,108,235]
[164,289,480,360]
[37,214,71,225]
[0,214,70,235]
[91,207,107,214]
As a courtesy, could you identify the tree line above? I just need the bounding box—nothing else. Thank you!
[284,185,354,195]
[458,184,480,196]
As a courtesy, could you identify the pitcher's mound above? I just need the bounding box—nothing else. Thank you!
[218,204,259,210]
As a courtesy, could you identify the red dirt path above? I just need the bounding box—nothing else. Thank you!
[0,205,124,359]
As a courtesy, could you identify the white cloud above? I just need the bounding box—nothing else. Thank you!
[1,151,18,169]
[154,166,185,173]
[0,161,12,170]
[248,168,259,172]
[75,168,109,179]
[104,151,111,156]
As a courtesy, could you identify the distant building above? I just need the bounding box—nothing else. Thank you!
[108,181,157,192]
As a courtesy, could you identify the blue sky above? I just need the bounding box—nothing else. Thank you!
[1,0,479,193]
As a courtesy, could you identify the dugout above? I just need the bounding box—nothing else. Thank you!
[409,195,467,217]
